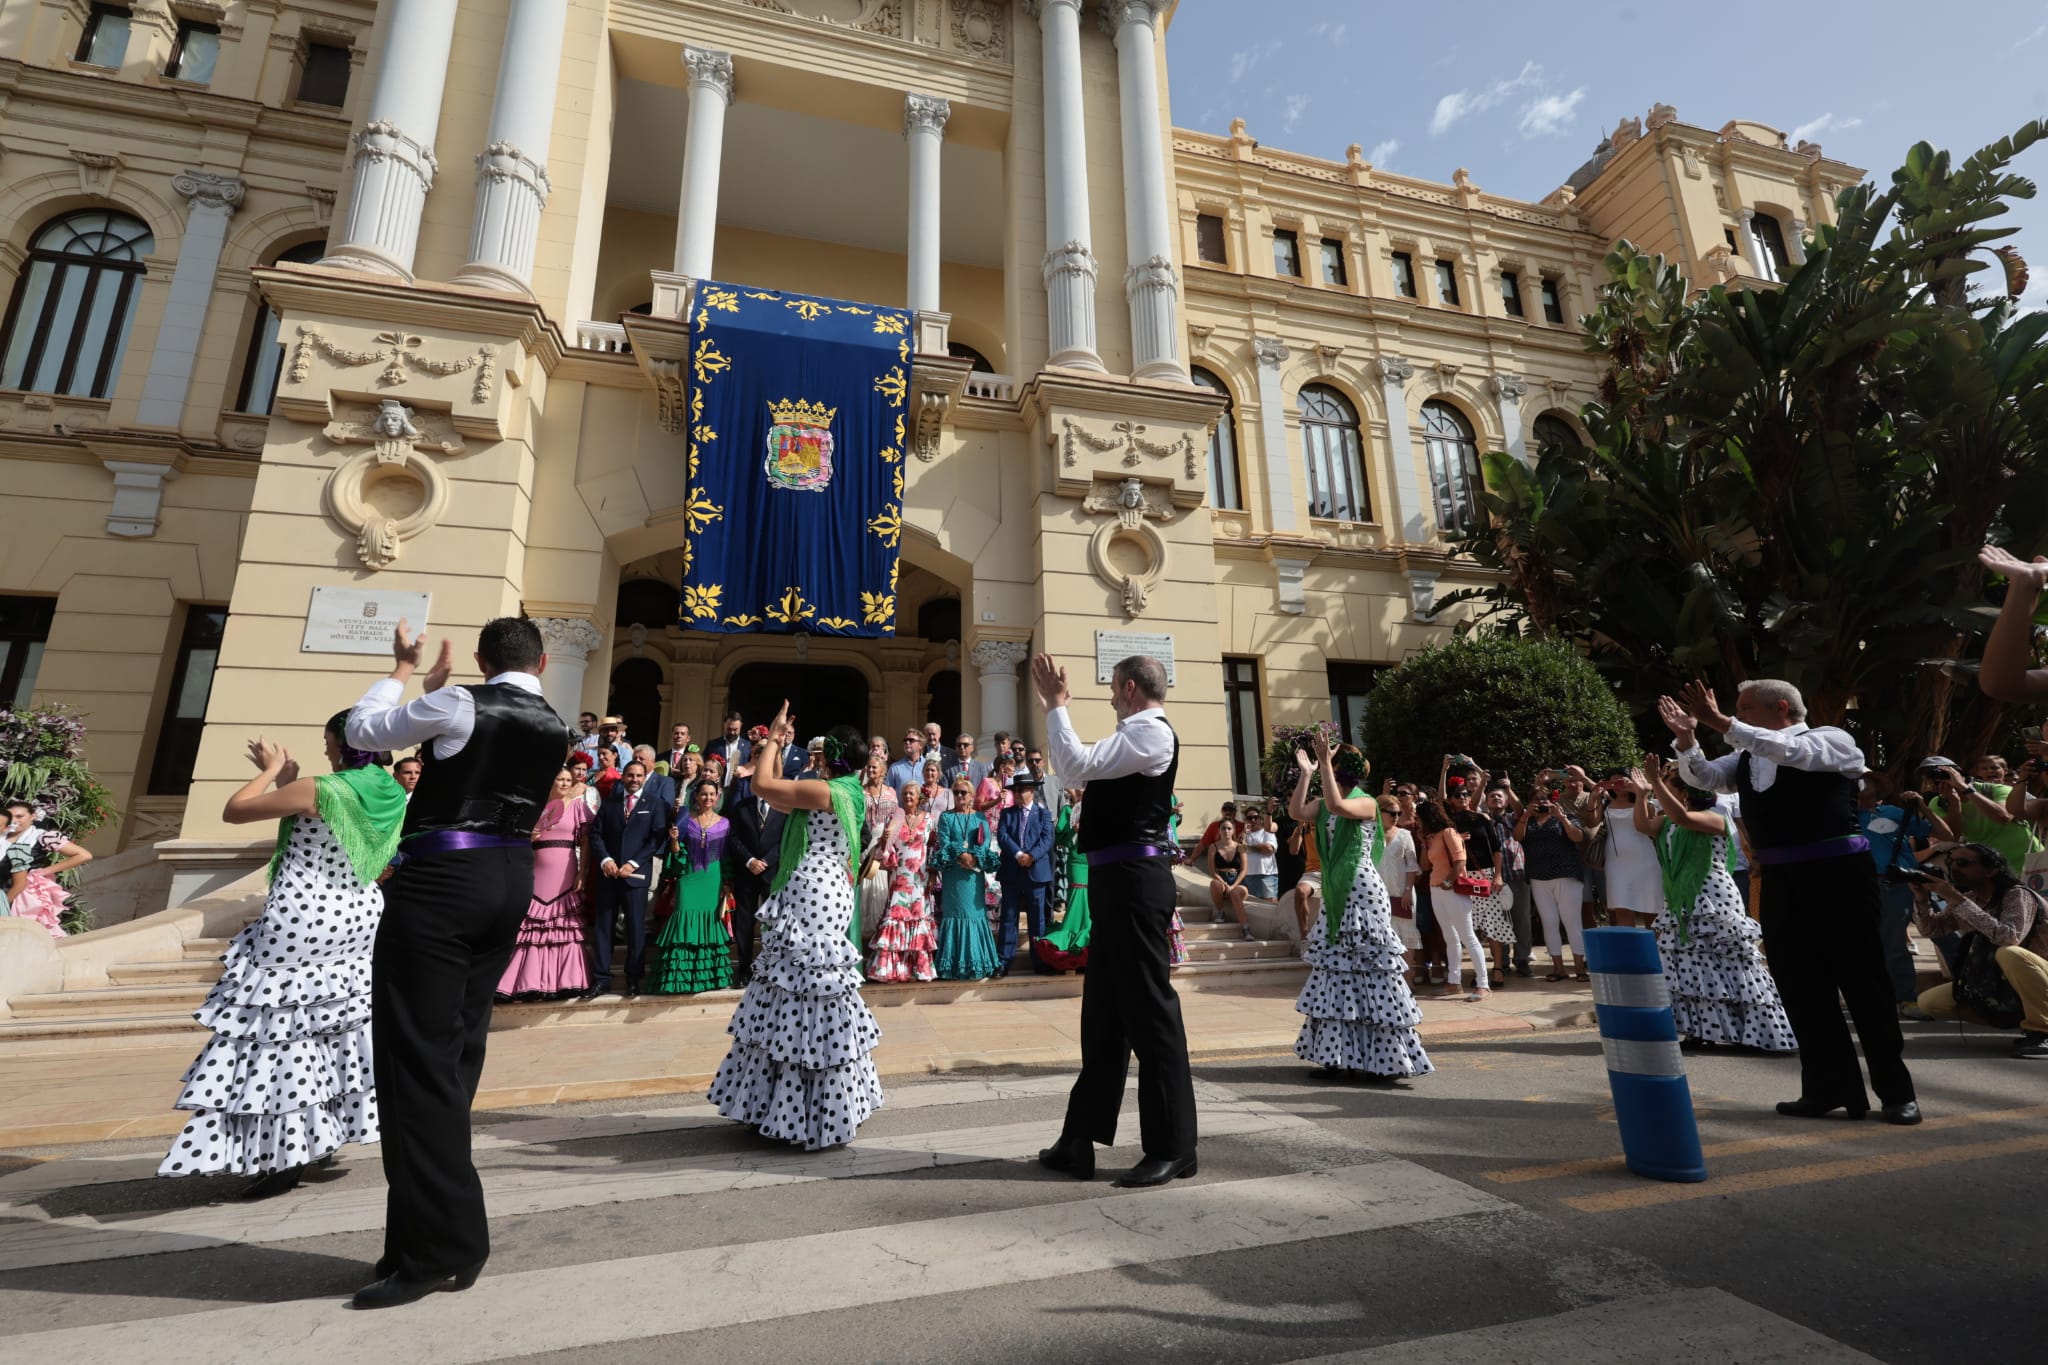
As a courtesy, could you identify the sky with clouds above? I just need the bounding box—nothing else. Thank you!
[1164,0,2048,306]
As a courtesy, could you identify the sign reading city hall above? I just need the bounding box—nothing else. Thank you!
[302,586,433,655]
[1095,630,1175,685]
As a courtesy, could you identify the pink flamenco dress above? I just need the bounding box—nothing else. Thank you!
[498,798,593,998]
[4,834,71,937]
[867,809,937,982]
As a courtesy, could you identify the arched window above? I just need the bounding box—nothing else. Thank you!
[1531,412,1584,457]
[616,577,680,627]
[1422,400,1485,534]
[946,341,994,373]
[1749,212,1792,282]
[0,210,154,398]
[1297,384,1368,522]
[234,241,326,414]
[916,596,961,643]
[1190,366,1242,511]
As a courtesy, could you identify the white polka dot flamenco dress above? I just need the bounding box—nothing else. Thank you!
[1294,815,1434,1078]
[158,816,380,1177]
[1652,816,1799,1052]
[708,799,884,1150]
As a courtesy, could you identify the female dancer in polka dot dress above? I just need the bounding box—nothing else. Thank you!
[1286,733,1433,1081]
[159,715,406,1197]
[708,705,884,1150]
[1633,760,1798,1053]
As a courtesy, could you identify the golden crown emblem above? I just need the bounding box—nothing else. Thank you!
[766,397,837,427]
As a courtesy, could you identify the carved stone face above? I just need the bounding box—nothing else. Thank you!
[1119,477,1144,510]
[374,399,414,437]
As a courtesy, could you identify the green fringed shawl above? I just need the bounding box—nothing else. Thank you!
[268,764,407,888]
[1313,789,1382,940]
[1656,813,1735,946]
[770,773,867,913]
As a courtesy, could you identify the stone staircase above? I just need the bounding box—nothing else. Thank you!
[0,887,1305,1050]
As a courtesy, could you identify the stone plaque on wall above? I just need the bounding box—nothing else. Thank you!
[302,586,433,655]
[1094,630,1175,686]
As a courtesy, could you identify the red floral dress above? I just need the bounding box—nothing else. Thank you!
[867,810,937,982]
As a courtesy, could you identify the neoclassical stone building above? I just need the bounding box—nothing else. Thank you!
[0,0,1859,894]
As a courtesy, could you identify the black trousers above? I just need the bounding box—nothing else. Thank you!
[1059,855,1197,1159]
[591,876,648,987]
[372,844,533,1279]
[729,880,767,982]
[1758,854,1915,1109]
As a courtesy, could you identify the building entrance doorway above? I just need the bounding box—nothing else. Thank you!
[726,663,870,740]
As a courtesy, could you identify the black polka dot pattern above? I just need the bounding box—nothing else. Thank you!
[707,805,884,1150]
[157,816,381,1178]
[1652,817,1800,1052]
[1293,814,1434,1077]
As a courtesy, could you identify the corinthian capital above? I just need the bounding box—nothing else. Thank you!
[970,638,1030,673]
[683,46,734,103]
[534,617,605,661]
[1100,0,1168,36]
[904,93,952,138]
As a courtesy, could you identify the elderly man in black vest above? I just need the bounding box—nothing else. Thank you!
[345,617,575,1306]
[1663,678,1919,1125]
[1032,652,1198,1187]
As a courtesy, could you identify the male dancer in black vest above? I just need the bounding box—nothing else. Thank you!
[345,617,574,1306]
[1032,652,1198,1186]
[1663,678,1920,1124]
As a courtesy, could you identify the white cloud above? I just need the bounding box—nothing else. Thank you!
[1789,112,1863,145]
[1369,138,1399,167]
[1307,21,1347,43]
[1518,87,1587,137]
[1282,94,1311,134]
[1229,39,1282,83]
[2020,21,2048,45]
[1429,61,1542,135]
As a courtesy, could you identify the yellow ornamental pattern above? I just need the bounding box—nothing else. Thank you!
[693,338,731,385]
[818,616,856,630]
[873,312,907,335]
[874,366,906,405]
[684,489,724,533]
[701,287,741,314]
[683,584,723,620]
[861,591,895,625]
[722,613,762,628]
[892,466,904,499]
[785,299,829,322]
[867,506,903,548]
[765,587,817,626]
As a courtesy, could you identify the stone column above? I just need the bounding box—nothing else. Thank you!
[135,171,244,429]
[1491,373,1529,465]
[323,0,461,278]
[1786,218,1809,266]
[903,93,950,315]
[1377,356,1431,545]
[1031,0,1103,370]
[534,617,605,726]
[970,639,1029,761]
[673,46,734,279]
[1734,206,1760,276]
[452,0,570,293]
[1108,0,1180,381]
[1251,337,1297,532]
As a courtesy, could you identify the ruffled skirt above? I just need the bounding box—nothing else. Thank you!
[647,865,734,995]
[6,869,68,937]
[1294,875,1434,1078]
[866,882,937,983]
[934,868,1001,980]
[499,887,590,995]
[1654,884,1799,1052]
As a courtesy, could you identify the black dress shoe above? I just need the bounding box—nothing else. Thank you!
[624,979,642,999]
[1036,1139,1094,1181]
[1881,1100,1923,1125]
[1775,1097,1868,1120]
[1113,1153,1198,1188]
[351,1261,485,1309]
[240,1167,303,1201]
[577,984,607,1001]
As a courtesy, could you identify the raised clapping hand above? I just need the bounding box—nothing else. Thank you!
[1030,653,1071,712]
[390,618,455,691]
[1678,679,1733,733]
[1980,543,2048,593]
[1656,694,1697,742]
[246,736,291,776]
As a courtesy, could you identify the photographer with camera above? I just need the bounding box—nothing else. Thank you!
[1906,843,2048,1058]
[1919,755,2039,874]
[1860,774,1936,1016]
[1517,776,1589,981]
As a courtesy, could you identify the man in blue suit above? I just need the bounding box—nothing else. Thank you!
[997,775,1056,977]
[585,760,673,998]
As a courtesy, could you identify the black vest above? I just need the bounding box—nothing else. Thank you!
[1077,718,1179,852]
[402,683,575,839]
[1736,745,1857,849]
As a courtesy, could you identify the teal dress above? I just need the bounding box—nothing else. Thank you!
[932,809,1001,979]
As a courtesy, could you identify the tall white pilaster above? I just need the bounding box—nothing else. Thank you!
[323,0,461,278]
[1491,373,1529,466]
[673,46,734,279]
[534,617,605,726]
[1377,357,1432,545]
[1108,0,1181,380]
[1251,337,1297,532]
[453,0,570,292]
[903,93,950,315]
[1735,205,1760,276]
[1786,217,1809,266]
[135,171,243,429]
[1031,0,1103,371]
[970,640,1029,762]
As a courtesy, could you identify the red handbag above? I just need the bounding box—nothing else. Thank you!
[1451,872,1494,897]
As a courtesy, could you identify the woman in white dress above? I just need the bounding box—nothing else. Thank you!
[708,705,884,1150]
[1633,761,1799,1053]
[1596,767,1663,929]
[1287,734,1432,1081]
[159,714,406,1198]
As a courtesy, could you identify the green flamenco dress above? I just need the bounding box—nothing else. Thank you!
[1033,801,1091,973]
[932,809,1002,979]
[646,814,736,994]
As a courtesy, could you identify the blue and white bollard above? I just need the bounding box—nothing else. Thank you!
[1582,926,1707,1183]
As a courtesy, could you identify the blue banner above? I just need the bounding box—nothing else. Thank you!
[680,282,909,636]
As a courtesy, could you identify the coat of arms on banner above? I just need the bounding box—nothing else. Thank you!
[764,397,836,491]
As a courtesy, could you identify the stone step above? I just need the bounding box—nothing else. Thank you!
[5,982,210,1020]
[181,938,232,962]
[1182,938,1299,963]
[106,960,222,987]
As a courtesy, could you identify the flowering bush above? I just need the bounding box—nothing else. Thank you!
[1,703,118,933]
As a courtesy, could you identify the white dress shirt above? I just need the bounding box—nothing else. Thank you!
[345,671,546,759]
[1673,720,1865,795]
[1044,705,1174,784]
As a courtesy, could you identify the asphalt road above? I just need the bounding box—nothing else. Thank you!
[1,1015,2042,1364]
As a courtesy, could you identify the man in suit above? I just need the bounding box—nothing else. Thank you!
[706,710,750,787]
[662,723,693,776]
[632,744,678,811]
[943,731,990,788]
[724,767,786,985]
[998,775,1057,977]
[586,760,671,998]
